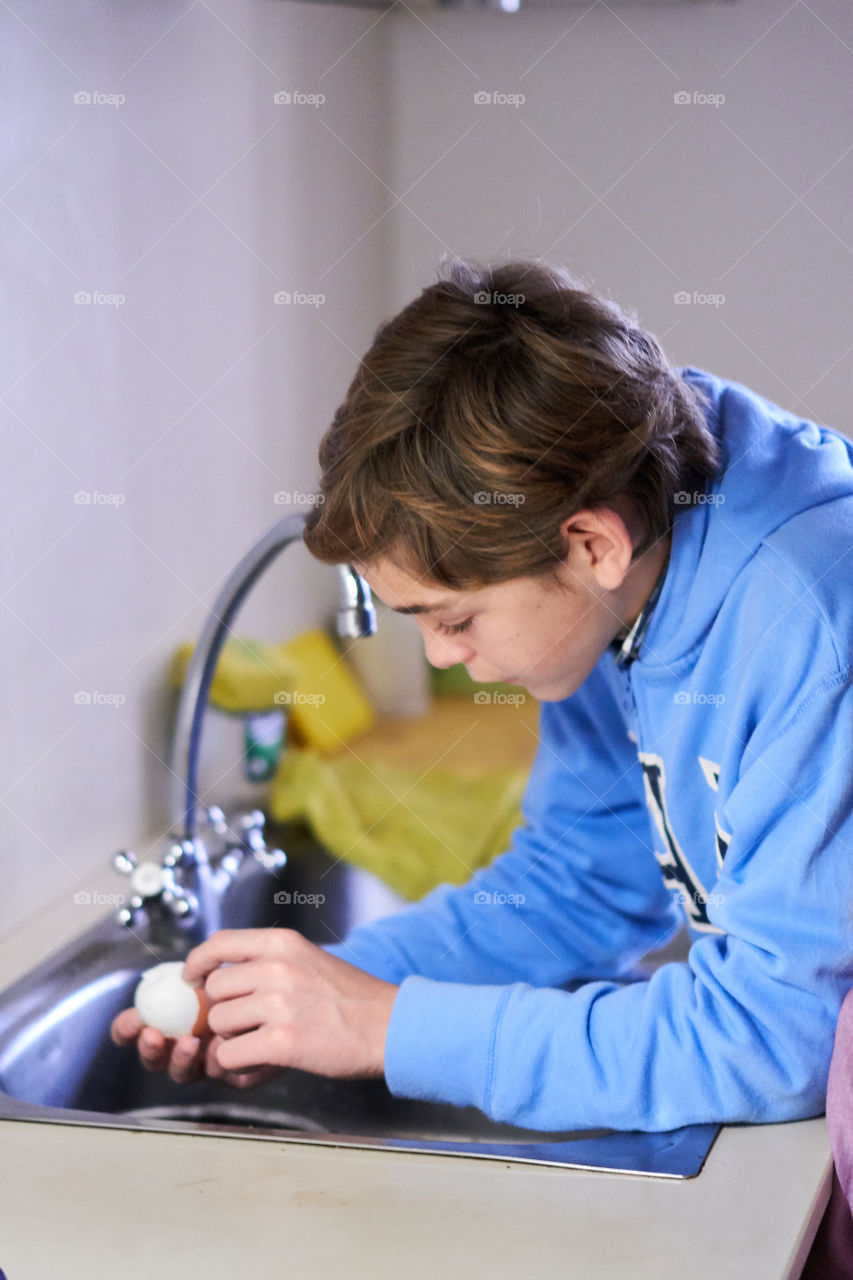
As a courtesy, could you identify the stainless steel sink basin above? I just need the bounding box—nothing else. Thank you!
[0,824,719,1178]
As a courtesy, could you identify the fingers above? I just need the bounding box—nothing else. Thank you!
[138,1027,206,1082]
[136,1024,171,1071]
[111,1007,172,1070]
[182,928,299,988]
[112,1004,281,1089]
[214,1028,276,1074]
[222,1064,281,1091]
[204,1036,273,1089]
[208,993,264,1038]
[205,1035,230,1079]
[166,1035,206,1085]
[204,959,272,1003]
[110,1006,171,1069]
[112,1004,205,1081]
[111,1007,143,1046]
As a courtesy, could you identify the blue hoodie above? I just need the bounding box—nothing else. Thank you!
[324,366,853,1132]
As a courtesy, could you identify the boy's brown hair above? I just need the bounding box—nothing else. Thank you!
[303,258,720,588]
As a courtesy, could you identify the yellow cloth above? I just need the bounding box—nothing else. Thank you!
[171,637,300,713]
[268,746,527,901]
[273,629,376,753]
[171,630,376,753]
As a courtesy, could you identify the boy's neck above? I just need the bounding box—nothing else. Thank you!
[611,533,672,663]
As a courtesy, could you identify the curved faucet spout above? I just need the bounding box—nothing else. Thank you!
[169,512,376,842]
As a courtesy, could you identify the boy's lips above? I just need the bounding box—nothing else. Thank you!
[466,668,527,686]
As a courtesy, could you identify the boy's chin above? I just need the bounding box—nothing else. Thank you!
[528,675,582,702]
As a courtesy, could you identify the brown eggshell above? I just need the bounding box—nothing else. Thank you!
[192,986,212,1038]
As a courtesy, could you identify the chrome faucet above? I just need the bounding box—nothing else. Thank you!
[111,511,376,946]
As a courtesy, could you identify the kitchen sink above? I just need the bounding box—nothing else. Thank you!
[0,823,719,1178]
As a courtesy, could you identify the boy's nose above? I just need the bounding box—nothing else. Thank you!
[421,631,473,670]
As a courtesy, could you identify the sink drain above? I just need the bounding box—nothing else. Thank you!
[120,1103,328,1133]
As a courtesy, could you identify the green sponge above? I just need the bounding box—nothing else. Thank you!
[429,663,526,698]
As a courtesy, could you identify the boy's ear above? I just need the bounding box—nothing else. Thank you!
[558,506,635,592]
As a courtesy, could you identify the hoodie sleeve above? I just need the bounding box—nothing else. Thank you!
[323,660,681,989]
[381,669,853,1131]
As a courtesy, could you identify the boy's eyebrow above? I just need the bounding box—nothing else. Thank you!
[388,599,462,615]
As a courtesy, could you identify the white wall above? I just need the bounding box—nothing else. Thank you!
[0,0,393,935]
[385,0,853,432]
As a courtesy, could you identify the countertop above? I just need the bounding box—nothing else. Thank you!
[0,865,834,1280]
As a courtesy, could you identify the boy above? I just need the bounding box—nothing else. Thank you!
[113,257,853,1132]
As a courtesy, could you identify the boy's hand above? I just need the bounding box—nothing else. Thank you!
[110,929,398,1086]
[109,1007,279,1089]
[181,928,398,1079]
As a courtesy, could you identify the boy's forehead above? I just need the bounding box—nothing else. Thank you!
[355,558,465,613]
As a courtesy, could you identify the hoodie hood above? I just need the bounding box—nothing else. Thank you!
[637,365,853,671]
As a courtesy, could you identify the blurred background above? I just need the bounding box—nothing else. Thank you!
[1,0,851,936]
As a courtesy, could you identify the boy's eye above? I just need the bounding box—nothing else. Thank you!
[438,618,473,636]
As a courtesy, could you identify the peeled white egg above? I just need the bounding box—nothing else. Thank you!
[133,961,210,1038]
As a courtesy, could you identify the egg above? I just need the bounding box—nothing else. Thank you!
[133,961,211,1038]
